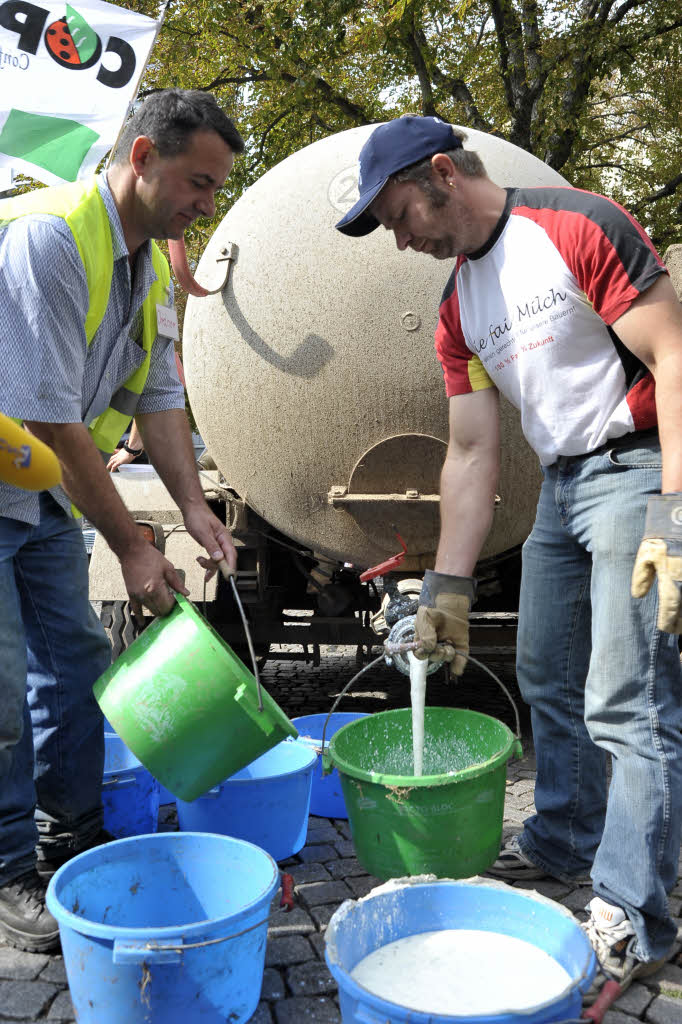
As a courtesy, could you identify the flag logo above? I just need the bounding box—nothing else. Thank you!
[45,6,102,70]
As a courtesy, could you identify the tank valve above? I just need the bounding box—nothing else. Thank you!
[383,615,444,676]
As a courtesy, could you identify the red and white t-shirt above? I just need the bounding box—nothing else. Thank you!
[435,187,666,465]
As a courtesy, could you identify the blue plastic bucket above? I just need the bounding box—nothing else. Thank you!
[105,724,176,806]
[325,879,597,1024]
[46,832,280,1024]
[157,783,176,805]
[177,739,317,861]
[103,734,160,838]
[292,712,369,818]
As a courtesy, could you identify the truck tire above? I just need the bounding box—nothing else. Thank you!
[99,600,137,661]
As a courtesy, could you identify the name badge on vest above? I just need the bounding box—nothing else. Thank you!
[156,303,180,341]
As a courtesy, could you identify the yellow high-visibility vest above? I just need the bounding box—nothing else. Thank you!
[0,177,171,513]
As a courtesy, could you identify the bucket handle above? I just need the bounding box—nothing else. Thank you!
[321,654,387,771]
[212,563,265,713]
[102,775,138,788]
[320,646,524,774]
[385,639,524,747]
[112,872,296,963]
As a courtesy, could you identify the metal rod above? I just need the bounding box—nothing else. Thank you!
[203,573,264,713]
[229,575,264,712]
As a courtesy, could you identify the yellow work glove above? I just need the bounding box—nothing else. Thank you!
[631,493,682,634]
[415,570,475,677]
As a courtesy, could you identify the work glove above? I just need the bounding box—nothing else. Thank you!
[414,570,476,677]
[631,493,682,633]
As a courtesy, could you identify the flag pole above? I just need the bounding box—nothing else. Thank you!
[105,0,170,168]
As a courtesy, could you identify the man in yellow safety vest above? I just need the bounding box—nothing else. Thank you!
[0,89,242,952]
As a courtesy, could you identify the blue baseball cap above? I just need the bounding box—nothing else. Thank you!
[335,116,463,237]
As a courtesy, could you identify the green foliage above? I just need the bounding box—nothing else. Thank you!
[123,0,681,257]
[10,2,682,256]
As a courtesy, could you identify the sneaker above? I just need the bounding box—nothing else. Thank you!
[486,834,547,880]
[582,896,668,1004]
[36,828,115,881]
[486,834,592,884]
[0,870,60,953]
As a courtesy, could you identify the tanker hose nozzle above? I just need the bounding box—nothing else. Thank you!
[383,614,446,677]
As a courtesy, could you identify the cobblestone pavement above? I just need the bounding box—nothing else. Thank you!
[2,646,681,1023]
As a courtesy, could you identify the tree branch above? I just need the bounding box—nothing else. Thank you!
[489,0,527,111]
[247,109,294,172]
[403,25,438,116]
[429,61,493,133]
[633,172,682,210]
[475,13,490,47]
[279,71,371,124]
[574,161,629,171]
[616,15,682,51]
[608,0,650,27]
[581,124,650,148]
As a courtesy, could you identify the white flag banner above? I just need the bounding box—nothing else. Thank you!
[0,0,159,185]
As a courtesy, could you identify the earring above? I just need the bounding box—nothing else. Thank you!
[448,181,455,188]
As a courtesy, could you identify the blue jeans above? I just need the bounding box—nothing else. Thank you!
[516,435,682,961]
[0,494,110,885]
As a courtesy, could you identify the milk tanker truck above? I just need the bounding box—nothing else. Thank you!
[87,123,659,664]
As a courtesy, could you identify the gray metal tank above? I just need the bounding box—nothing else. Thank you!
[183,125,568,571]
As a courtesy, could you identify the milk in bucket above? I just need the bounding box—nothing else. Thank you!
[350,928,573,1015]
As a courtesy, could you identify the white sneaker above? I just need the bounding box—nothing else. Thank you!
[582,896,668,1004]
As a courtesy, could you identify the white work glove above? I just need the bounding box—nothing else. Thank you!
[631,493,682,633]
[414,569,476,677]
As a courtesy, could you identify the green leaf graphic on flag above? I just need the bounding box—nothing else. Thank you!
[0,109,98,182]
[65,5,98,64]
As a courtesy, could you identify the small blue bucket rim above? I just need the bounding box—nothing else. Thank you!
[292,713,370,752]
[217,740,318,786]
[46,832,279,943]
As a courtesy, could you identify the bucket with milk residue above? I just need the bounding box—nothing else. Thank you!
[325,877,620,1024]
[327,706,521,880]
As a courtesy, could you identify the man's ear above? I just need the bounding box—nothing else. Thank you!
[431,153,456,185]
[129,136,156,178]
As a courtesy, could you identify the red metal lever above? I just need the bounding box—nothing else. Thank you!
[360,533,408,583]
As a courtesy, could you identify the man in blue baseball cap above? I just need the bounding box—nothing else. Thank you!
[336,115,502,261]
[336,115,464,238]
[336,115,682,1002]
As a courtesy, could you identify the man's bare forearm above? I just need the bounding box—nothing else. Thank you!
[652,354,682,493]
[25,420,145,558]
[128,419,144,451]
[435,447,499,577]
[135,409,206,512]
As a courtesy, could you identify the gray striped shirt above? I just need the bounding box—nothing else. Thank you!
[0,172,185,524]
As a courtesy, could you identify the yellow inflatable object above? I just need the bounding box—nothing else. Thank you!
[0,414,62,491]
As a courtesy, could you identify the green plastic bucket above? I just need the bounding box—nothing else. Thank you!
[328,707,521,880]
[93,595,297,801]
